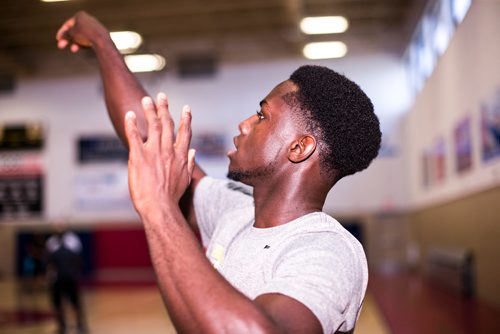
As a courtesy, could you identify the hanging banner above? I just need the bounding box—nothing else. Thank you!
[0,152,44,220]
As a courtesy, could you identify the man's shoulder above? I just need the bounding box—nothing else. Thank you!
[277,212,365,257]
[285,212,341,234]
[196,176,254,212]
[200,176,253,197]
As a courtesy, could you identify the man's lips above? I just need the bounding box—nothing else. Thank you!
[227,136,239,156]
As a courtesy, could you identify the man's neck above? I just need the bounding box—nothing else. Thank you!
[251,180,328,228]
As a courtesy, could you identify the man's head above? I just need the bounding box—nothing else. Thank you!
[227,65,381,186]
[227,80,300,184]
[287,65,381,182]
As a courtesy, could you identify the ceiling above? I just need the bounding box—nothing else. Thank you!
[0,0,428,77]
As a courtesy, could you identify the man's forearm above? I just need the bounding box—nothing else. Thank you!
[57,11,150,146]
[141,205,280,334]
[91,34,149,146]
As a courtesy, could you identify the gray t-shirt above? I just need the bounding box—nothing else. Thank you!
[194,177,368,333]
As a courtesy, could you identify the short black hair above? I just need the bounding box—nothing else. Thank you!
[288,65,381,181]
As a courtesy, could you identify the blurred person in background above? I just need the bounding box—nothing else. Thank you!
[46,220,87,334]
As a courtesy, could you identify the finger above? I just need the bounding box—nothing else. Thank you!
[124,111,143,158]
[142,96,161,148]
[187,149,196,183]
[57,39,69,49]
[70,44,80,53]
[176,105,192,154]
[56,18,75,41]
[156,92,174,151]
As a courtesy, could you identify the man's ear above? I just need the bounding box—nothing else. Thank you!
[288,135,317,163]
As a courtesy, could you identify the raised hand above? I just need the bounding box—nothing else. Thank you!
[56,11,108,53]
[125,93,196,218]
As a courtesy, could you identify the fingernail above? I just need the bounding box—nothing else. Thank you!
[183,105,191,113]
[142,96,153,105]
[158,92,167,101]
[125,111,136,120]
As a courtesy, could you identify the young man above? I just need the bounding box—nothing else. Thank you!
[57,11,381,334]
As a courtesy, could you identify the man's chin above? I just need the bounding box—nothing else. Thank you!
[227,170,244,182]
[227,169,252,185]
[227,162,276,185]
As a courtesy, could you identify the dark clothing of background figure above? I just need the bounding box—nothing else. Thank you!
[46,231,87,334]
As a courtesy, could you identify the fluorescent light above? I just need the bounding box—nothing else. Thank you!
[40,0,73,2]
[300,16,349,35]
[124,54,166,73]
[110,31,143,54]
[303,41,347,59]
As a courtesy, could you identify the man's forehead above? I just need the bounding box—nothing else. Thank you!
[273,80,297,94]
[263,80,297,101]
[258,81,299,118]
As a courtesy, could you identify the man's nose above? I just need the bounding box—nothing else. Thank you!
[238,115,254,135]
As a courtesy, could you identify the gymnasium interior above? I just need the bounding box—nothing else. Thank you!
[0,0,499,333]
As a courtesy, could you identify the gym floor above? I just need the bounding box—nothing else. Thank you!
[0,279,387,334]
[1,271,500,334]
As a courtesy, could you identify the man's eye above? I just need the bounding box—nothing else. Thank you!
[256,110,265,120]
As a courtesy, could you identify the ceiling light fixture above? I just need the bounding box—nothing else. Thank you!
[124,54,166,73]
[303,41,347,59]
[110,31,143,54]
[300,16,349,35]
[40,0,73,2]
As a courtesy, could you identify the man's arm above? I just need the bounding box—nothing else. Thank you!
[125,95,322,333]
[56,11,146,145]
[56,11,205,229]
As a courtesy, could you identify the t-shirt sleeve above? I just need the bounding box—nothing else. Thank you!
[257,234,366,333]
[194,176,254,247]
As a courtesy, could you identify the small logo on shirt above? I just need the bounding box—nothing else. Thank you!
[210,244,225,269]
[264,245,270,249]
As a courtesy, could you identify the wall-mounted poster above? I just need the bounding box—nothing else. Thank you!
[422,150,431,188]
[74,135,134,214]
[190,131,230,179]
[432,138,447,185]
[422,138,447,189]
[0,122,44,151]
[0,122,45,220]
[0,153,44,220]
[453,116,472,173]
[191,131,227,159]
[481,92,500,162]
[75,168,133,212]
[78,135,128,164]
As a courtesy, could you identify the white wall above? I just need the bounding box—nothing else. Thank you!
[405,0,500,209]
[0,53,411,222]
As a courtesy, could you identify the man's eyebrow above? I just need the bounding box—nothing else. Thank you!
[259,99,268,108]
